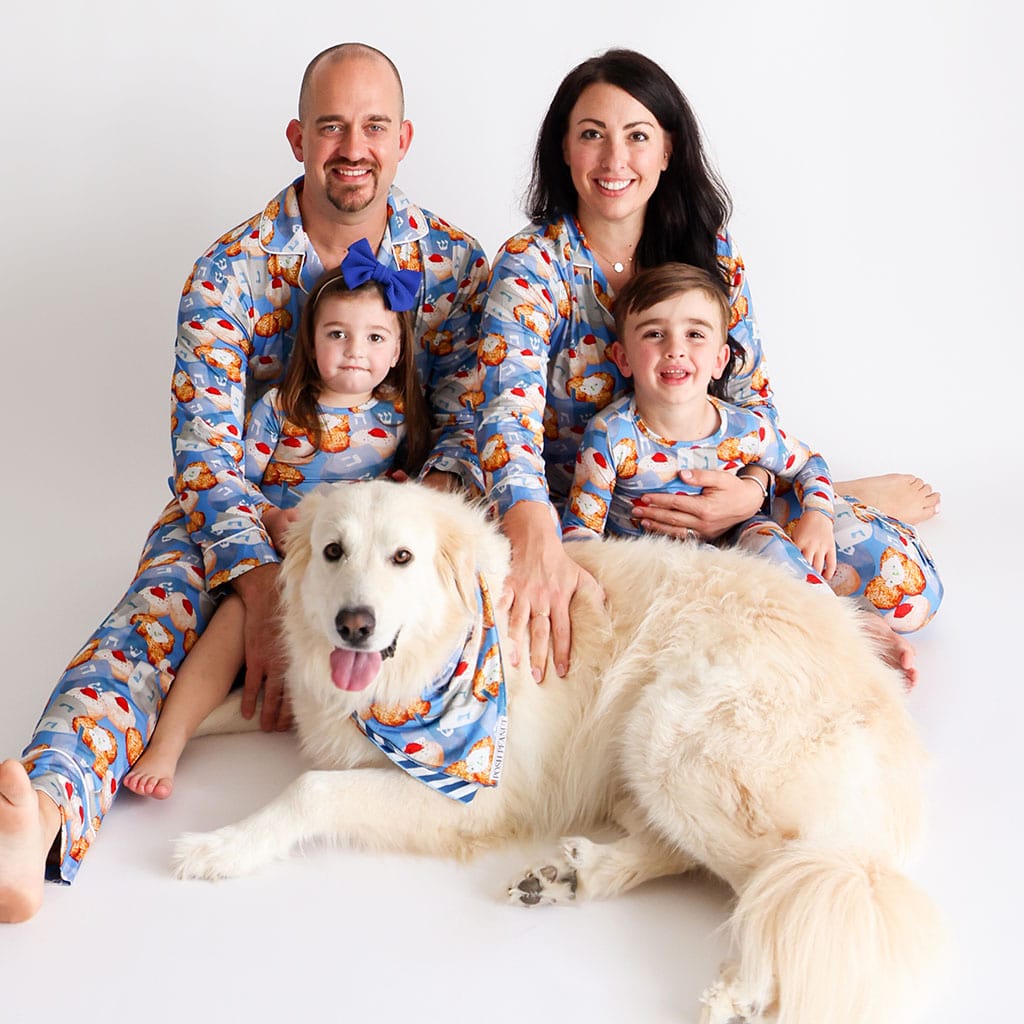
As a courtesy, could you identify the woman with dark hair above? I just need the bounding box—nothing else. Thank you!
[475,48,940,686]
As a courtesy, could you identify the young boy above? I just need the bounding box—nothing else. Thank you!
[562,263,837,585]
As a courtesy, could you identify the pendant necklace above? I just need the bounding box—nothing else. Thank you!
[589,243,635,275]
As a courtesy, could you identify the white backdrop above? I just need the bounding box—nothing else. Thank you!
[1,2,1021,1019]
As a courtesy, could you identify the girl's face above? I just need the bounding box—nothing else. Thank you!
[562,82,671,234]
[312,290,401,406]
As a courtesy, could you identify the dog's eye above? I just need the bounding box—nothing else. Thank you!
[392,548,413,566]
[323,542,344,562]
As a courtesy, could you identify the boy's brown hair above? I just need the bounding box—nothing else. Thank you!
[613,263,743,399]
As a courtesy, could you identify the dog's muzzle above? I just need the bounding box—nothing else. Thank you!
[334,606,399,660]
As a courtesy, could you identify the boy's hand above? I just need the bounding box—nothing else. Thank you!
[790,509,837,579]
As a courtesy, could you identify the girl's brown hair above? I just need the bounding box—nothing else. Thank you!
[277,266,433,473]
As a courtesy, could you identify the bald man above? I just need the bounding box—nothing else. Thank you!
[0,43,489,921]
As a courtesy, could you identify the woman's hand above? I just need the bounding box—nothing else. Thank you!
[500,502,605,683]
[790,509,837,579]
[632,468,766,540]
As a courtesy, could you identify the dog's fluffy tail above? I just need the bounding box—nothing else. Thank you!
[730,844,944,1024]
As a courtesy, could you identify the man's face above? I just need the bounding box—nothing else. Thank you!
[287,55,412,221]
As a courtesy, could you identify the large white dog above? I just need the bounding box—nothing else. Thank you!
[174,481,940,1023]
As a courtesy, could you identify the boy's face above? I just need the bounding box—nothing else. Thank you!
[610,289,730,407]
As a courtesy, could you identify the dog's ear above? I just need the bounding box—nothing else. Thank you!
[434,497,478,618]
[279,490,326,601]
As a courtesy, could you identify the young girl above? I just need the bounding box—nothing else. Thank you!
[124,240,431,798]
[562,264,942,667]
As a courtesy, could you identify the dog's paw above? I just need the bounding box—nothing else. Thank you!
[172,828,246,881]
[698,969,770,1024]
[507,837,588,907]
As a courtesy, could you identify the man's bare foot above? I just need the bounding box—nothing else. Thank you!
[0,759,59,923]
[861,615,918,690]
[124,747,177,800]
[834,474,940,525]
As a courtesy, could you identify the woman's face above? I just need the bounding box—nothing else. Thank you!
[562,82,671,233]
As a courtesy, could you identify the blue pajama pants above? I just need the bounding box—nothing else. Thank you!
[734,492,942,633]
[22,498,219,882]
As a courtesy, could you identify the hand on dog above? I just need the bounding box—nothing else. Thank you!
[261,505,301,555]
[500,502,605,683]
[233,563,291,731]
[634,468,763,541]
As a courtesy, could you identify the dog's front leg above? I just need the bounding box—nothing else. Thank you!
[172,767,484,880]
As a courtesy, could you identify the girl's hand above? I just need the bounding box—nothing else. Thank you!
[632,468,765,541]
[261,505,301,556]
[790,509,837,579]
[500,502,605,683]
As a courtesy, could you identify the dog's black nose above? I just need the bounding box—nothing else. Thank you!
[335,606,376,644]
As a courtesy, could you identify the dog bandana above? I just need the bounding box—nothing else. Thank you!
[352,574,508,803]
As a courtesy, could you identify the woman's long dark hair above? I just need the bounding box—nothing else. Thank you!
[278,267,432,474]
[527,48,732,285]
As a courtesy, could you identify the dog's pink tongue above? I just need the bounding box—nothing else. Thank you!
[329,648,383,691]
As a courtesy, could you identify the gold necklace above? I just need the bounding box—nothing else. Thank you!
[589,242,635,275]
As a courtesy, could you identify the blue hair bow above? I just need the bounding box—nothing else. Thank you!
[340,237,423,312]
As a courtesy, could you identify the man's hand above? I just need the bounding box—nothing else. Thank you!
[260,505,301,556]
[632,468,766,540]
[420,469,461,492]
[232,563,290,731]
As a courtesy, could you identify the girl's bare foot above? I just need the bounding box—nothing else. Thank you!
[124,745,178,800]
[861,615,918,690]
[834,474,940,525]
[0,759,59,923]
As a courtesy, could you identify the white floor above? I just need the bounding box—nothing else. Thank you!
[1,466,1021,1023]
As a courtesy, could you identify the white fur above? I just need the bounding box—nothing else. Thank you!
[174,480,942,1024]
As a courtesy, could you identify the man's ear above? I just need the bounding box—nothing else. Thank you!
[397,119,414,162]
[608,340,633,378]
[285,119,304,163]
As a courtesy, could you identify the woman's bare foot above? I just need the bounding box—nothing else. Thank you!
[834,474,940,525]
[0,759,59,923]
[124,744,178,800]
[861,615,918,690]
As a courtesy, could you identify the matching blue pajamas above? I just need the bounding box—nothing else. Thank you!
[476,214,942,627]
[22,180,489,882]
[24,200,943,885]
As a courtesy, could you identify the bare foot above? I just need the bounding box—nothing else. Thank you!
[123,746,177,800]
[861,615,918,690]
[834,474,940,525]
[0,759,59,923]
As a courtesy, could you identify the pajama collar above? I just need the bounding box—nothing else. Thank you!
[351,574,508,803]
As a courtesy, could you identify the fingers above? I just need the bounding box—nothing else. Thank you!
[823,546,837,580]
[637,512,699,541]
[259,672,285,732]
[240,662,262,720]
[506,587,530,670]
[632,495,696,534]
[528,611,551,683]
[548,600,571,678]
